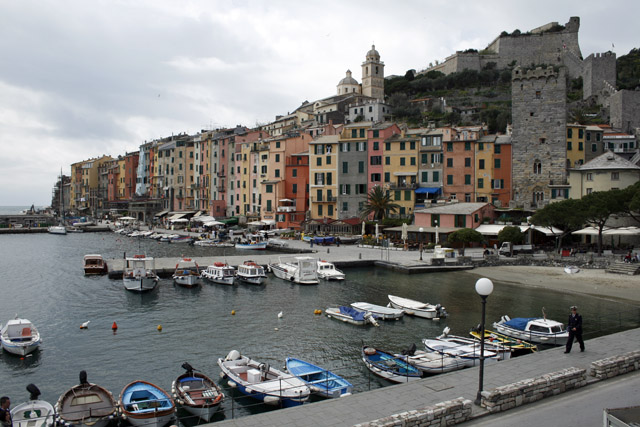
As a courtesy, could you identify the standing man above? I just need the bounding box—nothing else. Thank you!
[565,306,585,353]
[0,396,11,427]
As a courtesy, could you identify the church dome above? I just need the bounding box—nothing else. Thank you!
[366,45,380,60]
[339,70,359,86]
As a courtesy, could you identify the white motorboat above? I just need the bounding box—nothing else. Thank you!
[270,256,318,284]
[564,265,580,274]
[396,344,469,375]
[436,327,511,360]
[12,384,56,427]
[123,255,159,292]
[388,295,447,319]
[351,302,404,320]
[56,371,117,427]
[325,307,379,326]
[493,315,569,345]
[201,262,236,285]
[172,258,201,288]
[317,260,345,280]
[236,261,267,285]
[217,350,310,407]
[422,337,500,367]
[0,317,41,356]
[47,225,67,235]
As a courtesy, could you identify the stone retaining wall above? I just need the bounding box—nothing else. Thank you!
[480,367,587,413]
[354,397,472,427]
[590,350,640,379]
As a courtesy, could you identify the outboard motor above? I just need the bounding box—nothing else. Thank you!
[402,343,417,356]
[225,350,241,361]
[27,384,41,401]
[182,362,194,376]
[79,370,89,385]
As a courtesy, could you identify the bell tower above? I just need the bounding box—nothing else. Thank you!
[361,45,385,101]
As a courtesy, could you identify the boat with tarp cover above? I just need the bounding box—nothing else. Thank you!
[325,306,379,326]
[493,315,569,345]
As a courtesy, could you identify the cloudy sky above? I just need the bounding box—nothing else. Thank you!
[1,0,638,206]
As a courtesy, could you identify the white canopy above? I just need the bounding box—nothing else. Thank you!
[529,225,564,236]
[573,226,640,236]
[474,224,530,235]
[192,215,216,223]
[203,220,223,226]
[120,216,136,220]
[170,218,189,223]
[247,220,264,226]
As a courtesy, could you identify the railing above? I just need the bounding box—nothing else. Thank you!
[389,182,418,190]
[310,196,337,202]
[277,206,296,212]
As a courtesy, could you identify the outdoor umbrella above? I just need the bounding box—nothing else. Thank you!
[401,222,408,241]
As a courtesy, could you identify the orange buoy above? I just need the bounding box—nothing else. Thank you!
[112,322,118,331]
[231,310,236,315]
[157,325,162,331]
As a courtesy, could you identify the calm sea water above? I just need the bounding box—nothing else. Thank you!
[0,232,638,423]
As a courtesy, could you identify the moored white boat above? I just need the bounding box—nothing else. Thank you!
[316,260,345,280]
[11,384,56,427]
[172,258,201,288]
[201,262,236,285]
[436,327,511,360]
[396,344,468,375]
[361,346,422,383]
[171,363,223,422]
[0,317,41,356]
[564,265,580,274]
[351,302,404,320]
[236,261,267,285]
[123,255,159,292]
[83,254,108,275]
[422,335,500,367]
[388,294,447,319]
[55,371,117,427]
[325,306,379,326]
[493,315,569,345]
[235,241,267,250]
[270,256,318,284]
[48,225,67,235]
[217,350,310,407]
[119,380,175,427]
[285,357,353,399]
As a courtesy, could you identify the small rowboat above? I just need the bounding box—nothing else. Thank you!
[361,346,422,383]
[11,384,56,427]
[171,363,223,422]
[119,380,175,427]
[469,327,537,354]
[56,371,117,427]
[285,358,352,399]
[351,302,404,320]
[325,306,379,326]
[388,295,447,319]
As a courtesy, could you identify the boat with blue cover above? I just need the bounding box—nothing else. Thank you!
[493,315,569,345]
[285,358,353,399]
[118,380,175,427]
[361,346,422,383]
[325,306,379,326]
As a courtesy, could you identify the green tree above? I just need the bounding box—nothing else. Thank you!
[497,226,524,245]
[446,228,484,255]
[359,186,401,221]
[582,190,628,254]
[530,198,587,250]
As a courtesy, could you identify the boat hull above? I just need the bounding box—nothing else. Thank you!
[235,242,267,250]
[56,383,117,427]
[173,275,201,287]
[493,324,569,345]
[398,350,469,374]
[351,302,403,320]
[171,372,223,422]
[119,381,175,427]
[388,295,446,319]
[270,259,319,285]
[361,347,422,383]
[236,274,265,285]
[123,276,158,292]
[48,226,67,235]
[1,318,41,356]
[11,400,56,427]
[285,358,352,399]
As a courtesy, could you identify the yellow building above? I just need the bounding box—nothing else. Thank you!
[116,158,126,199]
[568,151,640,198]
[309,134,339,219]
[239,142,252,216]
[475,135,495,203]
[71,156,112,215]
[383,131,418,218]
[566,123,586,168]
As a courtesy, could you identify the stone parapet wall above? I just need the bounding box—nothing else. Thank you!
[590,350,640,379]
[480,367,587,413]
[354,397,472,427]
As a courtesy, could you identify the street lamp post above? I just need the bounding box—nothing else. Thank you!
[419,227,424,260]
[474,278,494,406]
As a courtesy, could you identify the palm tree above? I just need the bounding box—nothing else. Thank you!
[359,186,401,221]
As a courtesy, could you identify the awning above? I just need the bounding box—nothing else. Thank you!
[170,218,188,223]
[572,226,640,236]
[279,199,293,202]
[154,210,169,218]
[415,187,441,194]
[392,172,417,176]
[204,220,224,226]
[168,213,188,221]
[262,219,276,225]
[247,220,264,226]
[218,217,239,225]
[530,225,564,236]
[192,215,216,223]
[475,224,530,235]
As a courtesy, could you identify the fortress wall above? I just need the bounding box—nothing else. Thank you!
[582,52,617,99]
[609,90,640,132]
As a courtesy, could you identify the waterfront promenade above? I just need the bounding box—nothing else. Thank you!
[211,327,640,426]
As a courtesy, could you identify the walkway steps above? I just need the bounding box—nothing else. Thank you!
[606,261,640,275]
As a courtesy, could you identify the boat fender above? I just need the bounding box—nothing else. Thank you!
[290,276,294,281]
[227,381,237,388]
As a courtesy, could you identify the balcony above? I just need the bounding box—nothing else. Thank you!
[277,206,296,212]
[389,182,418,190]
[310,196,337,203]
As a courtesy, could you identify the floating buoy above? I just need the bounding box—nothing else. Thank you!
[157,325,162,331]
[274,327,279,331]
[314,309,322,315]
[277,311,283,319]
[112,322,118,331]
[231,310,236,315]
[80,321,90,329]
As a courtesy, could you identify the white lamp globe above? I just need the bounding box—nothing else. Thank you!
[419,227,424,233]
[475,278,494,296]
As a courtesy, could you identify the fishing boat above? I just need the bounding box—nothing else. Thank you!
[201,262,236,285]
[493,315,569,345]
[119,380,175,427]
[435,327,511,360]
[217,350,310,407]
[55,371,117,427]
[270,256,318,284]
[83,254,108,275]
[171,363,223,422]
[11,384,56,427]
[351,302,404,320]
[235,241,268,250]
[316,260,345,280]
[48,225,67,235]
[564,265,580,274]
[325,306,379,326]
[361,346,422,383]
[123,255,159,292]
[169,236,194,244]
[422,334,501,367]
[388,295,448,319]
[285,358,353,399]
[0,317,41,356]
[469,327,537,354]
[172,258,201,288]
[396,343,469,375]
[236,261,267,285]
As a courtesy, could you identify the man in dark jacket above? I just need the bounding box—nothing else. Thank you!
[565,306,585,353]
[0,396,11,427]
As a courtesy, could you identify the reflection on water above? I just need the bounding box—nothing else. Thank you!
[0,232,638,423]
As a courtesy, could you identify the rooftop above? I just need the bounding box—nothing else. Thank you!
[415,202,491,215]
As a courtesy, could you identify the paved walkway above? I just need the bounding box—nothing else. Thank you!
[212,327,640,426]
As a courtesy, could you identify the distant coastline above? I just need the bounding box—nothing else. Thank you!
[0,206,46,215]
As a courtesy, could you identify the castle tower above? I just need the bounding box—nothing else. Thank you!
[582,52,617,100]
[336,70,361,95]
[361,45,385,101]
[511,66,567,209]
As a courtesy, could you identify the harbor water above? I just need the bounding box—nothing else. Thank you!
[0,231,638,424]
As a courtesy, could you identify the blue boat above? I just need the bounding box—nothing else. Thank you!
[285,358,353,399]
[361,346,422,383]
[119,380,175,427]
[325,306,379,326]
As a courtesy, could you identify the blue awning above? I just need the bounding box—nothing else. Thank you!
[415,187,441,194]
